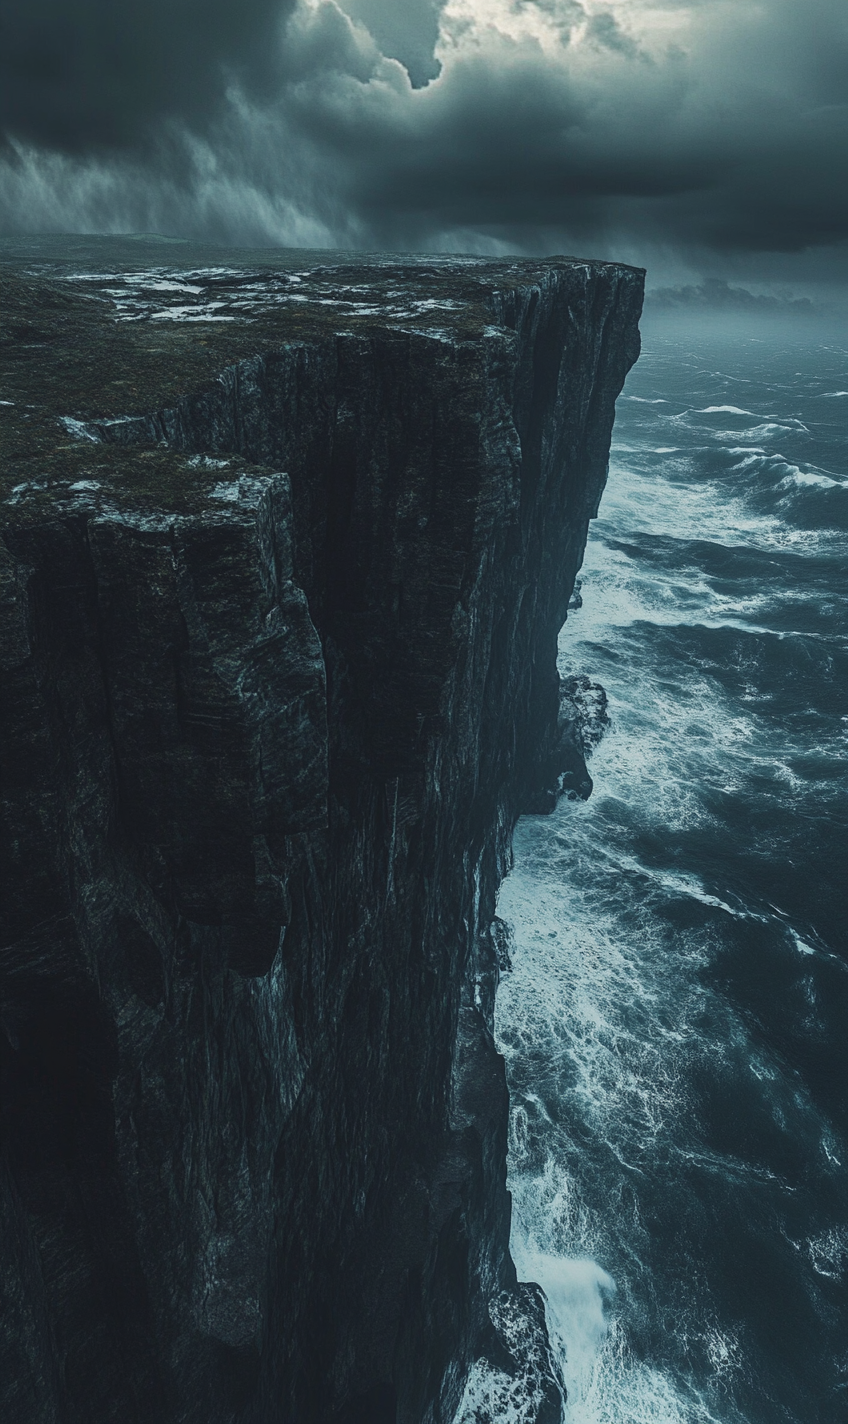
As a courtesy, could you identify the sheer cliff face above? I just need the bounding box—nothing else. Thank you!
[0,250,643,1424]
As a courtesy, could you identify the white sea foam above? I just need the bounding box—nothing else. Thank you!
[778,469,841,489]
[789,930,816,957]
[496,787,770,1424]
[488,329,847,1424]
[708,422,800,443]
[514,1251,615,1404]
[511,1239,728,1424]
[807,1227,848,1280]
[694,405,756,416]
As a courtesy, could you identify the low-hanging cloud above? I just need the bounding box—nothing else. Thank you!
[0,0,845,270]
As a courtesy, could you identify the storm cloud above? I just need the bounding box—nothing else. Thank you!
[0,0,295,150]
[0,0,845,272]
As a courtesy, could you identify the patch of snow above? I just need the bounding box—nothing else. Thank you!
[59,416,101,442]
[209,480,246,502]
[187,456,233,470]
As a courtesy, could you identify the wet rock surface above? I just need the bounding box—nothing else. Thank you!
[455,1285,566,1424]
[0,239,642,1424]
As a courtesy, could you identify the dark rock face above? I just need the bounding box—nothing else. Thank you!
[0,248,643,1424]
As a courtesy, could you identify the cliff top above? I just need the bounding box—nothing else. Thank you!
[1,236,641,520]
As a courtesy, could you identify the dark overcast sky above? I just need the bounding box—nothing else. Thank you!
[0,0,845,284]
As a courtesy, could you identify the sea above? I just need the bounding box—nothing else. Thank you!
[495,311,848,1424]
[5,238,845,1419]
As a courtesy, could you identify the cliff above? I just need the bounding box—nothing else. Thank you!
[0,246,643,1424]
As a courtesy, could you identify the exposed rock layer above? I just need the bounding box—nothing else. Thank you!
[0,246,643,1424]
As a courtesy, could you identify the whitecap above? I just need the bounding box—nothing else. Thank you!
[627,864,767,923]
[695,405,756,416]
[789,930,816,957]
[754,420,807,434]
[778,470,841,490]
[727,422,800,440]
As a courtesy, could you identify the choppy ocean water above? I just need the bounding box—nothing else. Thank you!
[496,317,848,1424]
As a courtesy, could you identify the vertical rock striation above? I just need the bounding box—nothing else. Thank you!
[0,251,643,1424]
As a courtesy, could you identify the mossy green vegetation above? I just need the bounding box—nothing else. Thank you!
[1,239,555,515]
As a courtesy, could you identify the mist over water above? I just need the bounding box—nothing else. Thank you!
[496,317,848,1424]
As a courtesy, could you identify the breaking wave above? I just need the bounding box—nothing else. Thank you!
[495,325,848,1424]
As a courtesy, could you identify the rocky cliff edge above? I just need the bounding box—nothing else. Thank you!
[0,245,643,1424]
